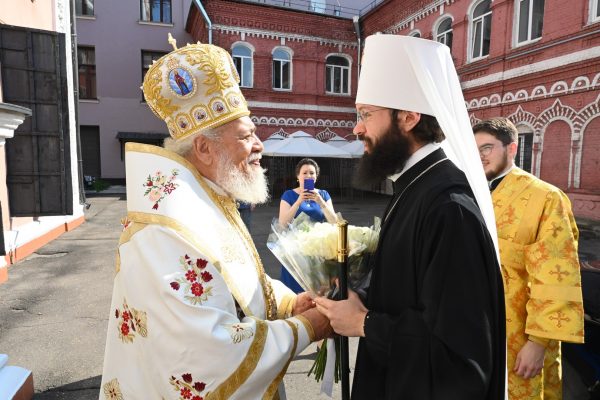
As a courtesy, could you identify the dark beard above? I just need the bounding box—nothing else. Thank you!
[353,123,413,189]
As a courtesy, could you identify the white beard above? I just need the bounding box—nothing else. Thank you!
[215,152,269,205]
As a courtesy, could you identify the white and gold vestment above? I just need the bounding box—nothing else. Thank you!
[100,143,312,399]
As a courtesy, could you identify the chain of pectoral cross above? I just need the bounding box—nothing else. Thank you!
[383,158,449,224]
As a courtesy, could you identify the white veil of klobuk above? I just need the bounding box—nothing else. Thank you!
[356,34,499,258]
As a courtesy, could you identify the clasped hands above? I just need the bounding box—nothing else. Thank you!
[293,290,368,341]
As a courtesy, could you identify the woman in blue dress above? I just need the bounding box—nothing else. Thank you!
[278,158,337,293]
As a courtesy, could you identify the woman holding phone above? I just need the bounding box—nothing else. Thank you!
[278,158,337,293]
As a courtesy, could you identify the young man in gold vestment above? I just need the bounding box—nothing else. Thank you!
[474,117,585,400]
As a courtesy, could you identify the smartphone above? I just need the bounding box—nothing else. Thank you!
[304,178,315,191]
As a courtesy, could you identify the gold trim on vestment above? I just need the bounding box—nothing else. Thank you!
[262,320,298,400]
[525,328,584,344]
[277,294,296,319]
[530,284,583,302]
[119,222,148,246]
[294,315,315,343]
[125,143,277,321]
[206,318,268,399]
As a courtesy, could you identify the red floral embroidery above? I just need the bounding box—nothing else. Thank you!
[115,298,148,343]
[169,373,207,400]
[191,282,204,297]
[142,168,180,210]
[185,270,198,282]
[200,271,212,282]
[169,254,214,305]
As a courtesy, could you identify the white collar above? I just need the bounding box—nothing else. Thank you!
[389,142,441,182]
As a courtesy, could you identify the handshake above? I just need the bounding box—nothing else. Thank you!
[292,291,369,341]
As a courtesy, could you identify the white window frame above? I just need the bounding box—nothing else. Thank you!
[589,0,600,24]
[408,29,422,37]
[325,53,352,96]
[514,0,545,46]
[272,46,293,91]
[468,0,492,63]
[231,42,254,89]
[433,15,454,49]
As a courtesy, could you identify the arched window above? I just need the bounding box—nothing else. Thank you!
[272,48,292,90]
[325,55,350,95]
[409,30,421,38]
[470,0,492,60]
[232,44,253,88]
[516,124,534,172]
[435,17,453,50]
[516,0,545,44]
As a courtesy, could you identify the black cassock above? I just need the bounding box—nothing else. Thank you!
[352,148,506,400]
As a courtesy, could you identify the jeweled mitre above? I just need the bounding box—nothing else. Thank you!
[142,39,250,141]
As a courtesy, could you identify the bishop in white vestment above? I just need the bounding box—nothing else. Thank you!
[99,37,330,400]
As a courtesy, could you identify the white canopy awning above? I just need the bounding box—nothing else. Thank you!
[263,130,351,158]
[324,134,349,148]
[339,140,364,158]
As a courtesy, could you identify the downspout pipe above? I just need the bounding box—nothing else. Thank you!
[193,0,212,44]
[70,0,87,206]
[353,16,361,124]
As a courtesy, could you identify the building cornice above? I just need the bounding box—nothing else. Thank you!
[461,47,600,90]
[383,0,456,34]
[213,24,358,48]
[0,103,32,146]
[248,100,355,113]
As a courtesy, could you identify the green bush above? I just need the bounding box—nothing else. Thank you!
[93,179,110,192]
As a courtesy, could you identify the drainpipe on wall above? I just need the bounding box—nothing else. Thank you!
[70,0,87,206]
[193,0,212,44]
[353,16,361,124]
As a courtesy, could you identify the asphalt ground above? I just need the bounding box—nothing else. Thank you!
[0,190,598,399]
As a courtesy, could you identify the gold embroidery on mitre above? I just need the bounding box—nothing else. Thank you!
[141,36,250,142]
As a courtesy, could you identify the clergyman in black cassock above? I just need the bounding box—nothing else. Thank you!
[351,147,506,399]
[313,34,506,400]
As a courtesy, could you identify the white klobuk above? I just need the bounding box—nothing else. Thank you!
[356,34,499,257]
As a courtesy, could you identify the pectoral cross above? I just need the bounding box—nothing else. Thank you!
[549,310,570,328]
[549,265,570,282]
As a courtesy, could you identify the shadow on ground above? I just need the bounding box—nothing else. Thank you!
[34,375,101,399]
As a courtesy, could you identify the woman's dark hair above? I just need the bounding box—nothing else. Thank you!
[391,110,445,143]
[295,158,320,178]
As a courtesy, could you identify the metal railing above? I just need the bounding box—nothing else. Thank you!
[237,0,361,18]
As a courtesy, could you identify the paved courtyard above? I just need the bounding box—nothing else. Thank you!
[0,190,597,399]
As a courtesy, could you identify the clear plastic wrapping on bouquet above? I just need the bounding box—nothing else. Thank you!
[267,213,380,298]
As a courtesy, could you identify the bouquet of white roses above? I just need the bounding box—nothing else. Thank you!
[267,213,380,394]
[267,213,380,298]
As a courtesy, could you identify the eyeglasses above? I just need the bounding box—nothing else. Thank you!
[357,107,388,122]
[478,143,507,156]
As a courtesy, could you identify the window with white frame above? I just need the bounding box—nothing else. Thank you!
[142,50,167,100]
[76,0,94,16]
[436,17,453,50]
[409,30,421,37]
[232,44,253,88]
[516,126,534,172]
[593,0,600,22]
[326,55,350,95]
[516,0,545,44]
[272,48,291,90]
[140,0,171,24]
[470,0,492,60]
